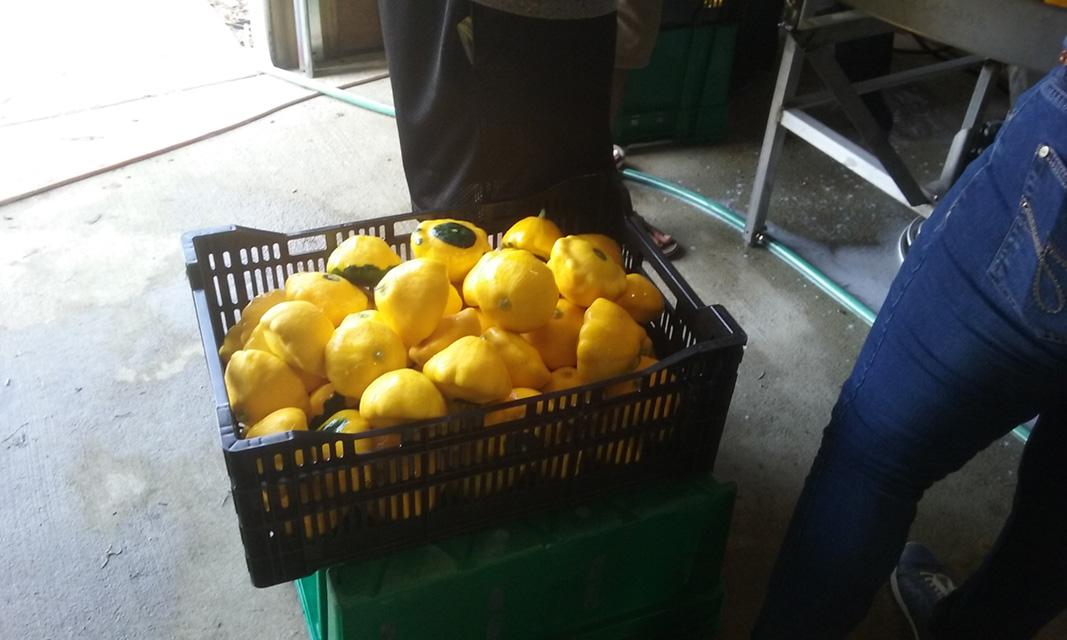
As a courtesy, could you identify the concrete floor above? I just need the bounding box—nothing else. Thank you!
[2,3,1064,638]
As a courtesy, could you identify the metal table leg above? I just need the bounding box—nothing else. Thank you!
[293,0,315,77]
[745,35,805,245]
[929,61,1001,198]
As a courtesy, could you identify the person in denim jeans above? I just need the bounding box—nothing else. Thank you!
[752,54,1067,639]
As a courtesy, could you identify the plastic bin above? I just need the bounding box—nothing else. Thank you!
[614,8,740,145]
[295,474,735,640]
[183,175,746,587]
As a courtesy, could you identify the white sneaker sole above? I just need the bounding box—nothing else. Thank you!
[891,568,922,640]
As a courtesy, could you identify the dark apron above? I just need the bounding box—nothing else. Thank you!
[379,1,619,212]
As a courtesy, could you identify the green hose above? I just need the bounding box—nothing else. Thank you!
[764,242,878,326]
[263,68,397,118]
[263,72,1029,444]
[621,167,746,233]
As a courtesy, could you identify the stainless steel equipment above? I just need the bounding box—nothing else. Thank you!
[744,0,1067,246]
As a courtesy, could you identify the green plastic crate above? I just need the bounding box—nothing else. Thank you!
[614,22,739,145]
[565,589,724,640]
[296,474,736,640]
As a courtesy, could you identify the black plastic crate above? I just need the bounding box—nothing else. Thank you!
[182,176,746,587]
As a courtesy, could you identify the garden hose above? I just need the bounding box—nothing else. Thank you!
[261,68,397,118]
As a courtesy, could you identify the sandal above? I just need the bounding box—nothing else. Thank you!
[633,213,683,259]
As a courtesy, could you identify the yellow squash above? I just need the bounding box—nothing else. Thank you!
[444,283,464,316]
[317,406,394,523]
[605,356,661,398]
[475,388,542,495]
[573,233,624,267]
[547,236,627,307]
[521,298,584,370]
[308,383,357,423]
[327,234,403,286]
[409,307,481,368]
[640,330,655,358]
[318,409,398,453]
[464,249,559,333]
[257,300,335,377]
[614,273,665,325]
[324,318,407,399]
[293,367,327,394]
[224,349,310,425]
[540,366,586,412]
[473,309,498,334]
[339,309,385,329]
[500,210,562,260]
[538,368,585,477]
[483,327,551,389]
[542,367,584,393]
[219,289,287,363]
[242,323,271,352]
[410,218,491,283]
[374,258,450,346]
[245,407,308,439]
[285,271,368,326]
[361,369,450,519]
[484,387,541,427]
[423,336,512,404]
[576,298,645,382]
[601,356,674,466]
[461,251,488,307]
[360,369,448,428]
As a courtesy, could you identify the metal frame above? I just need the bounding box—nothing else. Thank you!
[293,0,316,77]
[929,62,1001,196]
[261,0,384,77]
[844,0,1066,74]
[744,1,1002,245]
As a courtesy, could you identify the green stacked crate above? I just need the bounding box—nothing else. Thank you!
[614,20,739,145]
[566,590,724,639]
[295,474,736,640]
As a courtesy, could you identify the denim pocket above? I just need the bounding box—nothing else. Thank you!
[988,143,1067,344]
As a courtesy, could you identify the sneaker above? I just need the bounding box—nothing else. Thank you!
[891,542,958,640]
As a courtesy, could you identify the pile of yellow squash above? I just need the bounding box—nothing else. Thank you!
[219,212,667,450]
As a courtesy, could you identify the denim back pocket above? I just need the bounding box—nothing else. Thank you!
[988,143,1067,344]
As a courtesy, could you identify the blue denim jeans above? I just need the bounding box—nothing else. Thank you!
[753,65,1067,639]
